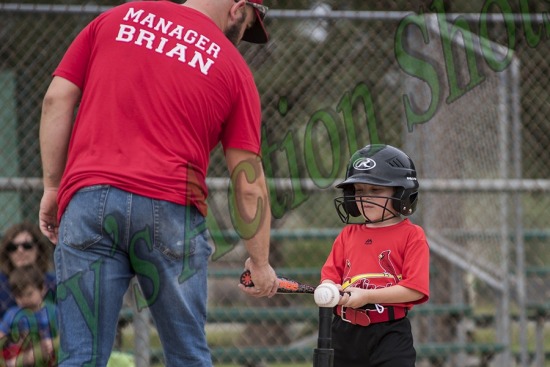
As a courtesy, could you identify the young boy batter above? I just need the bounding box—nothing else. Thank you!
[321,144,430,367]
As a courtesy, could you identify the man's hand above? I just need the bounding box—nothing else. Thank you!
[238,257,278,297]
[39,188,59,244]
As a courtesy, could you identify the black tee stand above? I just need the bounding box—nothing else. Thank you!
[313,306,334,367]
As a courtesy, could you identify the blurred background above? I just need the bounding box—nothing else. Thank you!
[0,0,549,366]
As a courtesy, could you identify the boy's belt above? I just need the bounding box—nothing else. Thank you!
[335,305,407,326]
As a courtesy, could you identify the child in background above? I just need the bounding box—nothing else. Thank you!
[0,264,57,367]
[321,144,430,367]
[0,221,56,318]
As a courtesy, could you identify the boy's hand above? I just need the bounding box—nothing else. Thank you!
[339,286,367,308]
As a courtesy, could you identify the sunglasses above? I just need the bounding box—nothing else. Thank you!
[245,1,268,20]
[6,241,36,253]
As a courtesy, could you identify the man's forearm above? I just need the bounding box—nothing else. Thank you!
[226,149,272,266]
[242,189,271,266]
[235,172,271,266]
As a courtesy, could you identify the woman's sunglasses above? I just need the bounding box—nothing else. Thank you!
[6,241,36,253]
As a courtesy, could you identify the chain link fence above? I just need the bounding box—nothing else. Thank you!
[1,1,550,366]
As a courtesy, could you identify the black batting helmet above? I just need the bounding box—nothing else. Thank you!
[334,144,419,223]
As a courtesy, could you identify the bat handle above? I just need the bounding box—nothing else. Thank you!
[240,269,316,294]
[240,269,254,287]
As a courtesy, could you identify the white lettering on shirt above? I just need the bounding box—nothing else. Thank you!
[135,29,155,49]
[116,7,222,75]
[188,51,215,75]
[115,24,135,42]
[165,43,188,62]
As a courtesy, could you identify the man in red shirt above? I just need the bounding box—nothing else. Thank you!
[39,1,277,365]
[322,144,430,367]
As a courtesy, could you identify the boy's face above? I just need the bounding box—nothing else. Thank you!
[14,285,44,312]
[353,183,398,224]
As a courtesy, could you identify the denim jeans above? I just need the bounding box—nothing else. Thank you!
[55,185,213,367]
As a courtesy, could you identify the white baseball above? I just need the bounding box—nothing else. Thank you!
[314,283,340,307]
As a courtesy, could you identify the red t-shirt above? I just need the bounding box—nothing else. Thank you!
[53,1,262,219]
[321,219,430,309]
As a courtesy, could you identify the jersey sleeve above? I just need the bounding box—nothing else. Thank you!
[321,229,348,284]
[53,16,99,88]
[220,69,262,155]
[399,227,430,304]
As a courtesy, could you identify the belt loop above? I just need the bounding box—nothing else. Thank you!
[387,306,395,321]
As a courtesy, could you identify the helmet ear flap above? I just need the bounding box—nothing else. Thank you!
[408,192,418,214]
[393,188,418,216]
[343,188,361,217]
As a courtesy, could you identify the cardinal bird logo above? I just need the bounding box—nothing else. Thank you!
[378,250,400,284]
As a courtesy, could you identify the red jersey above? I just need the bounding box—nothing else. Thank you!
[53,1,262,219]
[321,219,430,309]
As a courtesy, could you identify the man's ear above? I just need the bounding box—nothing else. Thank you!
[229,0,246,21]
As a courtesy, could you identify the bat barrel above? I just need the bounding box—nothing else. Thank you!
[313,306,334,367]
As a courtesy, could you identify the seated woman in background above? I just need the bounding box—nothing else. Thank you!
[0,222,55,318]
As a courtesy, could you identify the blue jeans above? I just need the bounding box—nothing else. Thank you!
[55,185,213,367]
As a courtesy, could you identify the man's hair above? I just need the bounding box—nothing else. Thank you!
[8,264,45,297]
